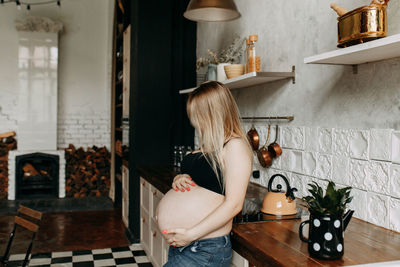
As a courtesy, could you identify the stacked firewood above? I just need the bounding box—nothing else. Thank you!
[0,132,17,200]
[65,144,111,198]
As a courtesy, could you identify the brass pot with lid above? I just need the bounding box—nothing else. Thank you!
[335,1,389,48]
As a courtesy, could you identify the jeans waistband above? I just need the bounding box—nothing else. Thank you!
[177,234,230,252]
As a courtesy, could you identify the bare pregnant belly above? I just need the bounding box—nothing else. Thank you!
[156,186,231,239]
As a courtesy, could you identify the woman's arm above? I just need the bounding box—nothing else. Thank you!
[165,138,252,246]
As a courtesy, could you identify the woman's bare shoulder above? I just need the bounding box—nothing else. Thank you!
[224,137,249,147]
[223,137,252,158]
[222,137,252,179]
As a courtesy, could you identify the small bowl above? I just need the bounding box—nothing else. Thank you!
[224,64,245,79]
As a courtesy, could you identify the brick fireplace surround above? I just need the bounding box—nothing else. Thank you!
[7,150,65,200]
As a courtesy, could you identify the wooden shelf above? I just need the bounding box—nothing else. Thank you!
[116,128,122,132]
[179,67,295,94]
[304,33,400,65]
[116,103,123,108]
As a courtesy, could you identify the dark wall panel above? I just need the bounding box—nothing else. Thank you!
[127,0,196,240]
[171,0,197,148]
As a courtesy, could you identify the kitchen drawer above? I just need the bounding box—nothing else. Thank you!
[140,177,151,214]
[152,187,163,217]
[140,207,151,255]
[231,250,249,267]
[151,220,164,267]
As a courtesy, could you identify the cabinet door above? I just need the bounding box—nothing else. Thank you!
[231,250,249,267]
[151,220,164,267]
[140,207,151,256]
[140,177,151,214]
[152,187,163,217]
[121,166,129,227]
[152,188,168,266]
[162,245,169,266]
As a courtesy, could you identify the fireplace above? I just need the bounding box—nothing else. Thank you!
[15,152,59,199]
[6,17,65,200]
[8,150,66,200]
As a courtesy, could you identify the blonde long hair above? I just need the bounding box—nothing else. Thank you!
[186,81,250,189]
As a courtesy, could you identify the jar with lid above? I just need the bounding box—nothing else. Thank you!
[246,35,261,73]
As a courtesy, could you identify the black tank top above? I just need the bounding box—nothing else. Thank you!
[180,152,224,195]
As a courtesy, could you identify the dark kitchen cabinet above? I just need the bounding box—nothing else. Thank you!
[111,0,196,242]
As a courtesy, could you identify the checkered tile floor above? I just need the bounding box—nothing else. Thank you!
[5,243,152,267]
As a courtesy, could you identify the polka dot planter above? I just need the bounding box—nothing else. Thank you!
[299,210,354,260]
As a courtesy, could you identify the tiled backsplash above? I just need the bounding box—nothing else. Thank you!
[242,123,400,233]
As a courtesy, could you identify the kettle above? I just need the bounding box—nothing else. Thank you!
[261,174,298,215]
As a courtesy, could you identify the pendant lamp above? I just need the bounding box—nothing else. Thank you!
[184,0,241,22]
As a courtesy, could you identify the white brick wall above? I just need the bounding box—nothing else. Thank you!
[0,101,110,150]
[0,96,18,134]
[244,123,400,233]
[57,112,111,150]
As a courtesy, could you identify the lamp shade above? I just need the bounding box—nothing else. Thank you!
[184,0,241,22]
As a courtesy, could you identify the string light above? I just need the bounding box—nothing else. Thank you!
[0,0,62,9]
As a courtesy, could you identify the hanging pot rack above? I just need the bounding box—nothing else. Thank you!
[241,116,294,122]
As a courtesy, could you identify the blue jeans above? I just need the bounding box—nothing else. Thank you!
[163,234,232,267]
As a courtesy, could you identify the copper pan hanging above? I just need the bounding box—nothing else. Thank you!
[268,125,282,158]
[257,125,273,168]
[247,124,259,151]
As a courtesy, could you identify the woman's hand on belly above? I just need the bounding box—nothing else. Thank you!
[163,228,196,247]
[172,174,196,192]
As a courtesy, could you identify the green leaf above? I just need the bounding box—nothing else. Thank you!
[302,180,353,216]
[326,181,336,198]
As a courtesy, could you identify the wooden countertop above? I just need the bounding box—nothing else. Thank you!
[137,165,400,267]
[232,217,400,266]
[137,165,176,194]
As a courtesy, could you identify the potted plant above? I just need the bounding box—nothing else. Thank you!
[196,36,244,83]
[299,181,354,260]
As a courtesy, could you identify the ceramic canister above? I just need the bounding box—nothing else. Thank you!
[206,64,217,81]
[216,63,231,82]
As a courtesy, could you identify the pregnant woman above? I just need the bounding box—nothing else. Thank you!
[156,81,252,266]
